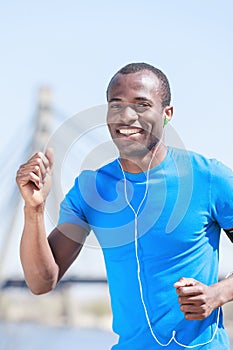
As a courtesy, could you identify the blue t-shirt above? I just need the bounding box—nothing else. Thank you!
[58,147,233,349]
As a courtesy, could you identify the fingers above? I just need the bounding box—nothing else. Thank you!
[16,149,53,189]
[174,278,205,298]
[178,294,203,305]
[176,286,204,297]
[17,164,42,189]
[45,148,54,168]
[174,277,213,320]
[179,309,207,321]
[179,301,210,320]
[27,151,49,171]
[174,277,196,289]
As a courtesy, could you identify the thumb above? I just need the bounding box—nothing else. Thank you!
[45,147,54,168]
[174,277,197,289]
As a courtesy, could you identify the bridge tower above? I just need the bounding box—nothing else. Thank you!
[33,87,53,152]
[0,88,53,283]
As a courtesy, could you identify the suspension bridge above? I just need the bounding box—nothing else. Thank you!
[0,87,232,291]
[0,89,232,348]
[0,88,110,292]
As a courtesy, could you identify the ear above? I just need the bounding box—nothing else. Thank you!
[163,106,173,123]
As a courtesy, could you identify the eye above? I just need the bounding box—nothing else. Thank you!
[134,103,150,112]
[139,102,149,107]
[110,103,122,109]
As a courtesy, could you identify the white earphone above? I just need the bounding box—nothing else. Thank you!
[117,135,220,348]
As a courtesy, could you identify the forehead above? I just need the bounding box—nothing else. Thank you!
[108,70,160,101]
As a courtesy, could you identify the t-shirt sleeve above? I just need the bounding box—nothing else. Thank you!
[57,177,91,233]
[210,159,233,229]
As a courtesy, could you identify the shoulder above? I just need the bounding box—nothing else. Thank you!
[67,159,121,206]
[169,147,232,178]
[170,147,211,167]
[74,158,120,186]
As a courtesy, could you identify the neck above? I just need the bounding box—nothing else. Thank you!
[119,143,168,173]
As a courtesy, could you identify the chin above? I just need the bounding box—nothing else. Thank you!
[114,138,154,156]
[118,146,150,159]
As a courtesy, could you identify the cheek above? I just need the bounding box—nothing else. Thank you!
[106,116,115,135]
[106,113,112,127]
[107,111,120,130]
[150,112,163,127]
[147,118,163,138]
[106,111,115,124]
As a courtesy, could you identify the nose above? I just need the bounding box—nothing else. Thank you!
[120,105,138,123]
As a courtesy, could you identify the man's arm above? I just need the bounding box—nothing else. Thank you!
[16,149,86,295]
[20,218,86,295]
[48,224,87,282]
[174,227,233,321]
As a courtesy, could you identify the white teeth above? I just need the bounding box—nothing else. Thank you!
[118,129,141,135]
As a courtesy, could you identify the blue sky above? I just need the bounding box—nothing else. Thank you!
[0,0,232,276]
[1,0,233,163]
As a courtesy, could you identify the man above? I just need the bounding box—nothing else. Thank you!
[16,63,233,349]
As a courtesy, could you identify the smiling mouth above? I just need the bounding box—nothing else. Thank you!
[117,128,143,136]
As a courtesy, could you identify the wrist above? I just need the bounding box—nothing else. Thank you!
[211,276,233,307]
[24,203,45,215]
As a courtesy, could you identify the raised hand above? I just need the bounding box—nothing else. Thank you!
[16,148,54,208]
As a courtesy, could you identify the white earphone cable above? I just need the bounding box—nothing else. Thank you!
[117,136,220,347]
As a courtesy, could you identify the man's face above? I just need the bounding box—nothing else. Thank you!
[107,70,167,158]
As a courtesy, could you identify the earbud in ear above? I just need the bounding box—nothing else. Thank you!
[163,117,169,126]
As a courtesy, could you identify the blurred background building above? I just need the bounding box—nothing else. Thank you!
[0,88,118,350]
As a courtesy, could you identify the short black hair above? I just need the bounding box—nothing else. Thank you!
[106,62,171,108]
